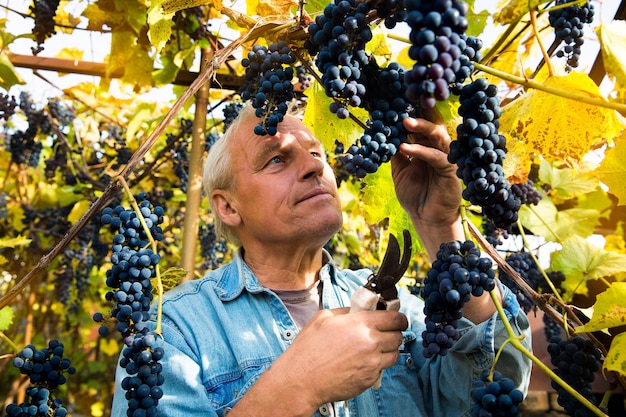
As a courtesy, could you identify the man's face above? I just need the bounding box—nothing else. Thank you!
[222,114,343,249]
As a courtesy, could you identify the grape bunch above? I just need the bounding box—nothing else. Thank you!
[97,193,164,343]
[420,240,496,358]
[403,0,474,109]
[498,251,542,313]
[548,0,595,70]
[0,92,18,121]
[511,180,542,206]
[30,0,62,54]
[306,0,373,118]
[5,340,75,417]
[240,41,297,135]
[341,62,418,177]
[118,331,165,417]
[548,336,603,417]
[470,370,525,417]
[448,77,521,230]
[222,102,243,133]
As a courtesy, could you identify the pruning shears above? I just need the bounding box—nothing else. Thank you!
[349,229,412,388]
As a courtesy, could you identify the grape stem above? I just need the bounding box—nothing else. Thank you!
[0,330,19,352]
[524,204,563,243]
[488,289,609,417]
[529,7,554,77]
[119,177,164,336]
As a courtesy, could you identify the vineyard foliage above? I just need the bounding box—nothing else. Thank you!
[1,0,626,415]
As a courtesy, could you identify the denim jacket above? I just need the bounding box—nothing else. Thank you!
[111,250,532,417]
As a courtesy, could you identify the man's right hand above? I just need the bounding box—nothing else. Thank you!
[228,308,408,417]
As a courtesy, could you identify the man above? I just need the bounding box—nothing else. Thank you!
[111,105,531,416]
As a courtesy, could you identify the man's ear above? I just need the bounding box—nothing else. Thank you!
[211,191,241,227]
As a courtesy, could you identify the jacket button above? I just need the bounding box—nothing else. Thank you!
[282,329,295,340]
[318,404,331,415]
[405,357,414,368]
[223,407,232,415]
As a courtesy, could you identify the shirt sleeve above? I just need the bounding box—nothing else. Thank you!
[110,319,219,417]
[403,280,532,417]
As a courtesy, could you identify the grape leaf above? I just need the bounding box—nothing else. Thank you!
[596,21,626,93]
[518,198,601,242]
[576,282,626,332]
[0,306,14,332]
[538,159,600,202]
[604,332,626,379]
[493,0,543,24]
[256,0,297,18]
[596,131,626,206]
[302,80,368,152]
[0,235,32,249]
[147,0,174,53]
[0,51,24,89]
[359,163,418,252]
[499,73,624,162]
[551,236,626,299]
[162,0,219,14]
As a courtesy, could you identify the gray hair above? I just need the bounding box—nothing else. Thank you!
[203,104,258,246]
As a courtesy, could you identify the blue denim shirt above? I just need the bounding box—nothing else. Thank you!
[111,250,532,417]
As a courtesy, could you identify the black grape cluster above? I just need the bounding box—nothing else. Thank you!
[448,78,521,230]
[420,240,496,358]
[548,0,595,70]
[8,92,50,167]
[306,0,373,118]
[30,0,61,54]
[295,65,313,90]
[97,193,166,416]
[403,0,473,108]
[498,251,541,313]
[5,340,75,417]
[47,97,75,126]
[0,92,18,121]
[341,62,418,177]
[482,217,509,247]
[470,370,524,417]
[98,193,164,343]
[199,222,229,271]
[240,41,296,135]
[548,336,603,417]
[511,180,542,206]
[222,102,243,133]
[375,0,408,29]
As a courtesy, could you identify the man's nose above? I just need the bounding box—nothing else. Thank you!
[301,152,325,180]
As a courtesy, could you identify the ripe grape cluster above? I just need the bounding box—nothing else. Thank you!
[548,0,595,70]
[97,193,166,416]
[307,0,373,118]
[403,0,474,108]
[30,0,61,53]
[511,180,542,206]
[448,78,521,230]
[240,41,296,135]
[420,240,496,358]
[199,222,229,271]
[222,102,243,132]
[341,62,418,177]
[470,370,524,417]
[5,340,75,417]
[98,194,164,342]
[0,92,18,121]
[498,251,541,313]
[548,336,603,417]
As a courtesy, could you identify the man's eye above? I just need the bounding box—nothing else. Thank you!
[270,156,283,164]
[311,151,322,158]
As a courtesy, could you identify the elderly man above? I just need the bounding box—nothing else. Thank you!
[111,105,531,417]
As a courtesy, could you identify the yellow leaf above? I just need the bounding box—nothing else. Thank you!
[56,48,83,61]
[576,282,626,332]
[596,131,626,206]
[148,0,175,53]
[502,134,532,184]
[68,200,91,224]
[493,0,543,24]
[256,0,297,18]
[0,235,32,249]
[499,73,625,162]
[596,21,626,92]
[162,0,220,14]
[99,338,121,357]
[157,267,187,292]
[604,332,626,378]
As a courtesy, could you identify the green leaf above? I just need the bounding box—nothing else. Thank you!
[0,306,14,331]
[302,80,367,152]
[576,282,626,332]
[114,0,148,34]
[157,267,187,292]
[538,159,599,201]
[303,0,329,15]
[551,236,626,299]
[0,52,25,90]
[359,164,418,252]
[604,332,626,379]
[493,0,543,25]
[518,198,601,242]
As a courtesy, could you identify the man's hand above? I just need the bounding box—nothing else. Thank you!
[228,308,408,417]
[391,110,464,258]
